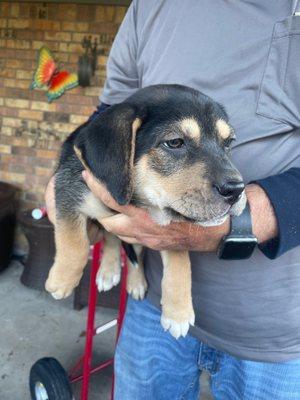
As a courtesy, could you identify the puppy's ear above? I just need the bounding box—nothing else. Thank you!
[74,103,144,205]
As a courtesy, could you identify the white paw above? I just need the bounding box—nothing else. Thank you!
[127,282,147,300]
[96,270,121,292]
[161,312,195,339]
[45,276,78,300]
[50,288,73,300]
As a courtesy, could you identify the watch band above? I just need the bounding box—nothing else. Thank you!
[230,201,254,237]
[217,201,258,260]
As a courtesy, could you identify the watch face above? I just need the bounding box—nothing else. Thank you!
[218,237,258,260]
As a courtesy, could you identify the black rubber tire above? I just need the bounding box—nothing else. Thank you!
[29,357,73,400]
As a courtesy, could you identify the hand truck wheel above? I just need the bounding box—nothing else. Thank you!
[29,357,73,400]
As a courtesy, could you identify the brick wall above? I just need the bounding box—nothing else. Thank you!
[0,2,127,209]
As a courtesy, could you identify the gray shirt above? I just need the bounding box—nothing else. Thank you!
[101,0,300,362]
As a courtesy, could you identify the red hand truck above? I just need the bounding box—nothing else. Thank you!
[29,241,128,400]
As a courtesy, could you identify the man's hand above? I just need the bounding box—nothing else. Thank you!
[45,176,56,224]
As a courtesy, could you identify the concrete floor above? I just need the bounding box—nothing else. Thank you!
[0,262,213,400]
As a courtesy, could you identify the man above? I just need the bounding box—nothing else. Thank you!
[46,1,300,399]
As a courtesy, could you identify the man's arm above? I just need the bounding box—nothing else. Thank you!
[100,1,139,105]
[253,167,300,259]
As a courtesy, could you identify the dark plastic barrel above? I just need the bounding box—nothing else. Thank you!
[19,211,55,291]
[0,182,17,272]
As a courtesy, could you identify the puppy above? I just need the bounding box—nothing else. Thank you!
[46,84,246,338]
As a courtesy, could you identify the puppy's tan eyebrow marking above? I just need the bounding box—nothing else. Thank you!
[179,118,201,142]
[216,119,231,140]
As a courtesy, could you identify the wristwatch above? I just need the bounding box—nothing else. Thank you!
[217,201,258,260]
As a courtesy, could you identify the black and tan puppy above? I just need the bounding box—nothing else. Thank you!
[46,84,246,338]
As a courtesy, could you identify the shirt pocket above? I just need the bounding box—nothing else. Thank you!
[256,16,300,127]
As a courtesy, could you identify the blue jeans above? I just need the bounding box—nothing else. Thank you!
[115,297,300,400]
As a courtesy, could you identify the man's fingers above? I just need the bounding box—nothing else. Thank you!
[82,170,136,215]
[87,221,104,244]
[118,235,138,244]
[45,175,56,224]
[100,214,135,236]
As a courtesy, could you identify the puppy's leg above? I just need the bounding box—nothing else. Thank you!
[126,244,148,300]
[46,214,89,299]
[160,250,195,339]
[96,231,122,292]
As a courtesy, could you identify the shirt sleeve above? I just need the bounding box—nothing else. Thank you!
[254,167,300,259]
[89,102,110,120]
[100,1,139,105]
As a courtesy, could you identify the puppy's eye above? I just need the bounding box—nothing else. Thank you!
[163,138,185,149]
[224,137,236,149]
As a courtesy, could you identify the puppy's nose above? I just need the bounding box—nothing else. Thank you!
[215,181,245,204]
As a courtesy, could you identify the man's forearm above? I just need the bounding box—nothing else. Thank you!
[246,184,278,244]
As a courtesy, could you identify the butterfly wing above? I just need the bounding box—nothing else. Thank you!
[46,71,79,102]
[31,46,57,89]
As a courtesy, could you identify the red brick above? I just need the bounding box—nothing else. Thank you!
[89,22,119,35]
[6,58,33,69]
[10,4,20,17]
[2,117,22,128]
[45,31,72,42]
[1,154,29,165]
[0,144,11,154]
[14,49,35,60]
[10,164,34,174]
[29,20,60,31]
[1,127,13,136]
[36,149,58,159]
[16,30,44,41]
[0,170,26,184]
[5,88,29,100]
[5,98,29,108]
[0,19,7,28]
[0,107,18,117]
[0,4,10,18]
[11,146,36,157]
[31,101,56,112]
[114,7,127,23]
[0,49,16,59]
[4,79,31,89]
[95,6,116,23]
[16,70,33,80]
[8,19,29,29]
[62,94,95,106]
[6,39,30,50]
[76,5,96,22]
[19,4,30,18]
[18,109,43,121]
[58,4,77,21]
[35,157,57,168]
[61,22,89,32]
[0,69,15,78]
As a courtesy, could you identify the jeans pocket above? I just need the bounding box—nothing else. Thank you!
[256,16,300,127]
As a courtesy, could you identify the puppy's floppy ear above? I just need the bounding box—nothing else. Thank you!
[74,102,145,205]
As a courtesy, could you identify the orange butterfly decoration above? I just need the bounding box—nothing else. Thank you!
[31,46,79,102]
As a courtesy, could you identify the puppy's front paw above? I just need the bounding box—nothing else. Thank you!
[45,271,81,300]
[160,303,195,339]
[96,269,121,292]
[127,274,148,300]
[96,249,121,292]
